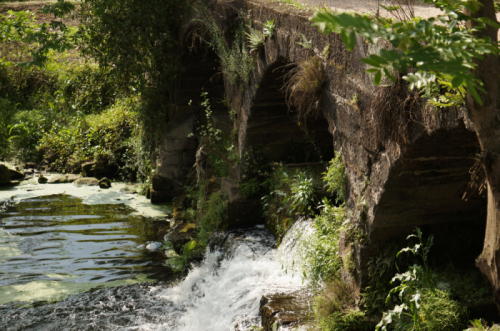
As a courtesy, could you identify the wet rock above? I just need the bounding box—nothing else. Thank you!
[73,177,100,187]
[38,174,48,184]
[120,186,138,194]
[0,164,11,184]
[145,242,162,252]
[164,222,196,252]
[99,177,111,189]
[260,291,313,331]
[6,180,20,186]
[146,187,151,199]
[48,174,82,183]
[9,169,24,180]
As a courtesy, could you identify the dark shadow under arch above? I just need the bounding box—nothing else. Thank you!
[245,59,334,164]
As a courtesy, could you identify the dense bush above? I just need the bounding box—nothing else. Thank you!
[262,165,322,237]
[38,97,140,177]
[318,310,374,331]
[197,191,228,245]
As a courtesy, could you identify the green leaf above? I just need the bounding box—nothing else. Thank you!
[361,57,381,68]
[466,80,483,105]
[451,76,464,88]
[374,70,382,86]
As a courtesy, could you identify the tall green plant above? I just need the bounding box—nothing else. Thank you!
[323,152,347,203]
[374,228,469,331]
[201,10,256,84]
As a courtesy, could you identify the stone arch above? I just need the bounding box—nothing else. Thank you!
[369,124,485,266]
[242,58,334,165]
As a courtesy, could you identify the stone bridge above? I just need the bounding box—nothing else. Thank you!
[156,0,485,288]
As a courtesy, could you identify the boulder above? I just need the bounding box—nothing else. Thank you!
[0,164,11,185]
[9,169,24,180]
[38,174,48,184]
[98,177,111,189]
[48,174,82,184]
[260,291,313,331]
[73,177,100,187]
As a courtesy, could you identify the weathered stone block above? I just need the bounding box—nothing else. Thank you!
[152,174,174,192]
[150,188,174,204]
[164,138,197,152]
[221,177,242,202]
[164,117,195,139]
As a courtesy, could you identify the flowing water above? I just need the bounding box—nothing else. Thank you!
[0,194,310,331]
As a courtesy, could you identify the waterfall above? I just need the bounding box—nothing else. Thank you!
[131,224,312,331]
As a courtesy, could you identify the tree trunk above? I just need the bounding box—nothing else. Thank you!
[467,0,500,312]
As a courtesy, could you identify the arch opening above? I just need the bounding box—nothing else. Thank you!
[244,59,334,165]
[368,125,493,318]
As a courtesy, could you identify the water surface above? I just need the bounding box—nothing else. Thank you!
[0,194,174,304]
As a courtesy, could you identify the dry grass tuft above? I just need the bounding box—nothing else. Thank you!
[366,75,421,148]
[283,56,325,121]
[313,277,357,320]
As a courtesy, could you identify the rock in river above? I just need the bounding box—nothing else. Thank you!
[99,177,111,189]
[73,177,100,187]
[48,174,82,183]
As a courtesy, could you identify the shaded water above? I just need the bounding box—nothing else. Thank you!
[0,194,175,304]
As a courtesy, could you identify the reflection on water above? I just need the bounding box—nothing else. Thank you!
[0,194,174,301]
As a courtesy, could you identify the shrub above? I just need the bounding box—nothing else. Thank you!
[323,152,347,203]
[38,97,140,176]
[305,199,345,284]
[202,10,256,84]
[262,165,321,237]
[198,191,228,245]
[0,98,16,159]
[318,310,375,331]
[418,289,468,331]
[314,278,357,319]
[8,109,47,162]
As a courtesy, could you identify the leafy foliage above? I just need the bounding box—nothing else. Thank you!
[263,19,276,38]
[262,165,321,237]
[310,1,500,105]
[317,310,374,331]
[323,152,347,203]
[197,191,228,246]
[305,198,346,284]
[38,97,141,178]
[201,10,256,84]
[375,228,469,331]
